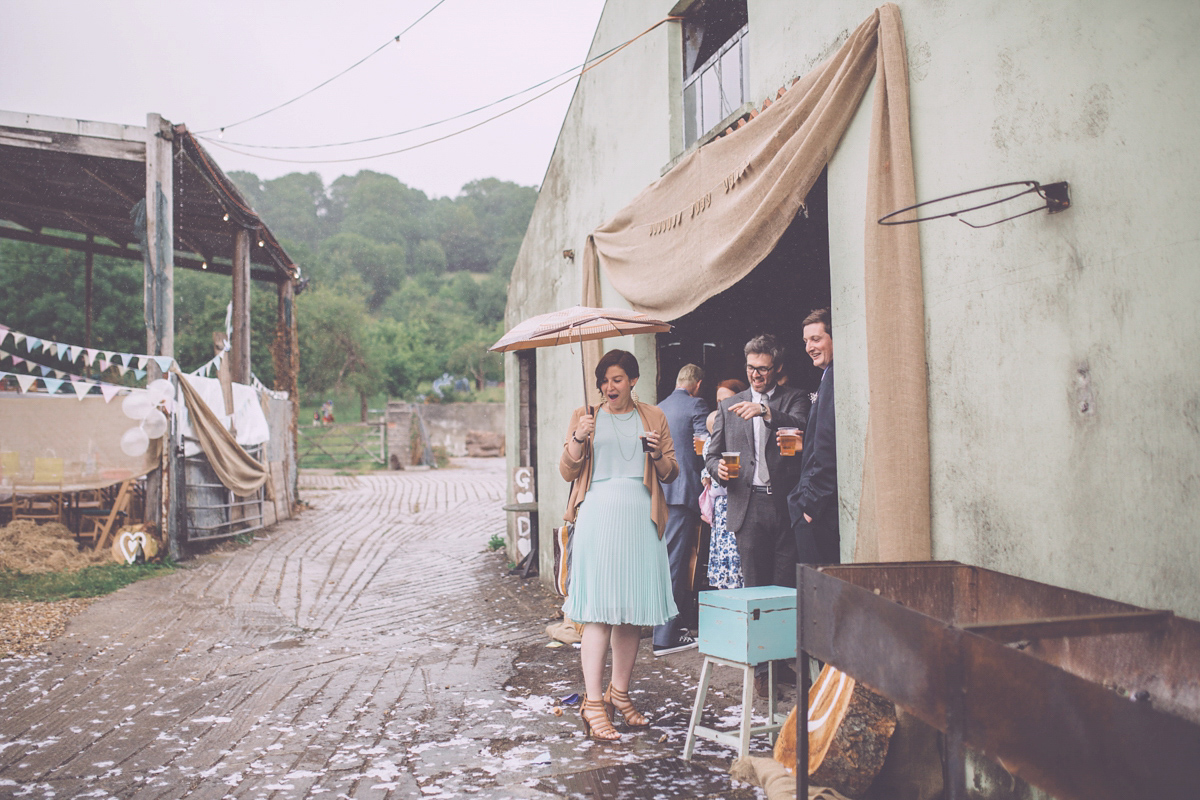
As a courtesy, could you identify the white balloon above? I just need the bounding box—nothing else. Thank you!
[120,426,150,456]
[147,378,173,404]
[121,391,153,421]
[143,409,168,439]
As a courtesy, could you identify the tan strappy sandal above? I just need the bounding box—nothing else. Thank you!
[580,697,620,740]
[603,684,650,728]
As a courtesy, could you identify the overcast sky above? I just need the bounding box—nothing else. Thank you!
[0,0,607,199]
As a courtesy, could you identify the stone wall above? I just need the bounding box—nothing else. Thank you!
[387,402,505,465]
[419,403,505,457]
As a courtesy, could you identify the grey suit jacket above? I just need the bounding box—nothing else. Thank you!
[705,384,810,532]
[657,388,710,508]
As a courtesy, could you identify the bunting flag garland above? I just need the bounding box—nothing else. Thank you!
[0,321,177,377]
[0,369,131,402]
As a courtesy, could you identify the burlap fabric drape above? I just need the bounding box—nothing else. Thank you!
[173,368,268,497]
[581,4,929,561]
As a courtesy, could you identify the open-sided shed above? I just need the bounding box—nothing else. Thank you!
[0,110,300,551]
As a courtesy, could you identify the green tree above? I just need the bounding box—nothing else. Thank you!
[0,240,144,354]
[172,269,278,384]
[411,239,447,276]
[332,171,429,251]
[446,321,504,390]
[317,232,406,311]
[296,285,383,420]
[430,201,489,272]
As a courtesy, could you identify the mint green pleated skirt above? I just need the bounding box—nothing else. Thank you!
[562,477,678,626]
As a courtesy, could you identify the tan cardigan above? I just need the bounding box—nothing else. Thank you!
[559,401,678,539]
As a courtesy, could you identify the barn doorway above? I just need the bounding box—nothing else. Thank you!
[655,170,830,405]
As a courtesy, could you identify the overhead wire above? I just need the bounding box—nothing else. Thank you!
[211,60,591,151]
[195,16,681,165]
[195,0,451,135]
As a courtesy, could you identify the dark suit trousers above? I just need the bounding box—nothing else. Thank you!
[735,491,796,589]
[793,515,840,566]
[652,504,699,648]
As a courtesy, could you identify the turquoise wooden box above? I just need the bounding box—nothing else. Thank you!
[698,586,796,664]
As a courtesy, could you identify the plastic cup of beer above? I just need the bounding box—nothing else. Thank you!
[640,434,653,453]
[693,434,707,455]
[779,427,802,456]
[721,451,741,478]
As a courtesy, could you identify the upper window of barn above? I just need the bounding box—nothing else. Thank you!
[681,0,749,149]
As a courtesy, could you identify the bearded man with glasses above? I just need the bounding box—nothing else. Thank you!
[705,333,811,696]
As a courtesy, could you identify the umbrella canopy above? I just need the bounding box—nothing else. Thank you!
[489,305,671,353]
[490,305,672,407]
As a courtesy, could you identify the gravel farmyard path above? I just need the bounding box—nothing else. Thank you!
[0,598,95,657]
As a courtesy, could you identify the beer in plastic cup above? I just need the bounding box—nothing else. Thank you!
[640,434,653,453]
[779,427,802,456]
[693,435,707,455]
[721,451,741,478]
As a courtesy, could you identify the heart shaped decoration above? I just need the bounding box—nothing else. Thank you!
[113,528,149,564]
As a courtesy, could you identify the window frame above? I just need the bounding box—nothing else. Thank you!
[682,22,750,148]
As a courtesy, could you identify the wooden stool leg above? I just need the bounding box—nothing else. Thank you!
[768,661,779,745]
[684,656,715,760]
[739,663,755,758]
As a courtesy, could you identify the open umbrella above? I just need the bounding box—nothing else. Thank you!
[489,305,672,406]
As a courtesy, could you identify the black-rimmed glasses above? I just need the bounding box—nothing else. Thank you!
[745,364,775,376]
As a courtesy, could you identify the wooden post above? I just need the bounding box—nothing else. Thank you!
[143,113,174,372]
[274,277,300,500]
[84,234,93,376]
[231,228,252,385]
[144,113,174,547]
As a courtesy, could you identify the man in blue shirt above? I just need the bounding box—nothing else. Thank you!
[653,364,710,655]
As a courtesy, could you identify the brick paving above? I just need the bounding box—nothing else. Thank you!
[0,459,775,799]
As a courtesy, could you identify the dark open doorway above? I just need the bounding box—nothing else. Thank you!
[655,170,830,405]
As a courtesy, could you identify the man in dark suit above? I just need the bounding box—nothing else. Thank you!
[707,334,810,693]
[787,308,840,565]
[706,334,811,586]
[653,364,710,655]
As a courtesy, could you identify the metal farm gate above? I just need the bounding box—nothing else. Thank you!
[183,436,265,542]
[297,421,386,469]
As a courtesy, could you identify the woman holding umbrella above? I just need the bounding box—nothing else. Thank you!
[560,349,679,741]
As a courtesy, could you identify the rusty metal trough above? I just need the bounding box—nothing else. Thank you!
[796,561,1200,800]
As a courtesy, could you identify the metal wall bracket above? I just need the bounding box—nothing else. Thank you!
[879,180,1071,228]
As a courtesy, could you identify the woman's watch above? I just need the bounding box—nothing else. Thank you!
[572,433,585,444]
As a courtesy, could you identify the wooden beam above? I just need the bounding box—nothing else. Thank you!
[0,225,286,282]
[143,113,174,372]
[0,123,145,162]
[231,227,252,384]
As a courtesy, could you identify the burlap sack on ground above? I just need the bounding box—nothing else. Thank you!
[731,757,852,800]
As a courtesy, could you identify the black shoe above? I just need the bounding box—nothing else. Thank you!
[652,634,698,657]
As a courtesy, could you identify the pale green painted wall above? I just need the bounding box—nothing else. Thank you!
[508,0,1200,624]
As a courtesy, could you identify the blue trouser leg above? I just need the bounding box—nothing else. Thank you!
[652,505,699,648]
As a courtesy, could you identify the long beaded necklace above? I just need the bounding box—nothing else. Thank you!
[606,408,640,461]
